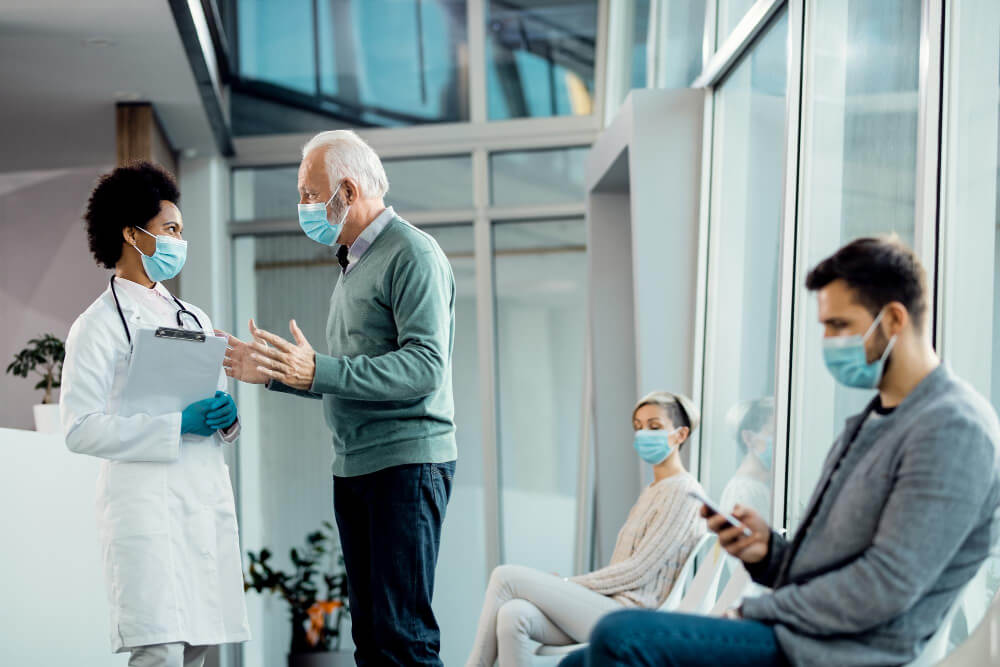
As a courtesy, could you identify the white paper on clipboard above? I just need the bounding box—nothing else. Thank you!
[118,327,227,418]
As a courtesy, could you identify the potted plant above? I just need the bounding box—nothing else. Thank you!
[245,521,352,667]
[6,333,65,432]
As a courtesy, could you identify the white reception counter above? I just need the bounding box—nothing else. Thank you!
[0,427,128,666]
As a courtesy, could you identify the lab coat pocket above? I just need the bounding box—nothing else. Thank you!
[103,462,170,536]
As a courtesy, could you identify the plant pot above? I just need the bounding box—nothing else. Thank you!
[33,404,61,433]
[287,651,354,667]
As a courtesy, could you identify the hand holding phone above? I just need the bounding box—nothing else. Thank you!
[686,489,752,537]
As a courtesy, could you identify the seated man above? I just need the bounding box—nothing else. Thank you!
[562,237,1000,667]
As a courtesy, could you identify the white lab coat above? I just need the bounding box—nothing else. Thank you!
[60,279,251,653]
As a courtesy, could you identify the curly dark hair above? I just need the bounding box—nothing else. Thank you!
[84,161,180,269]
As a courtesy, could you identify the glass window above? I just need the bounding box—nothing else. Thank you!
[493,218,587,574]
[235,0,469,128]
[417,225,486,667]
[942,0,1000,646]
[232,155,475,223]
[233,224,484,666]
[486,0,599,120]
[232,166,298,222]
[630,0,651,90]
[238,0,316,95]
[652,0,707,88]
[788,0,921,529]
[489,147,588,207]
[717,0,758,46]
[384,155,475,212]
[700,12,788,520]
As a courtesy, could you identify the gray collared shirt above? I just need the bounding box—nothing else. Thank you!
[341,206,395,275]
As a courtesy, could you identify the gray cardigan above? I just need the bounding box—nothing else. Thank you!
[741,365,1000,667]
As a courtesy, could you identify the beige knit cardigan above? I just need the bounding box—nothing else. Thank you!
[570,472,707,608]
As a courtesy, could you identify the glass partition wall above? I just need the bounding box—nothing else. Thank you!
[693,0,998,651]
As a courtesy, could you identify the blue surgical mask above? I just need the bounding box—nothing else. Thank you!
[132,226,187,282]
[298,184,348,246]
[755,436,774,469]
[822,310,897,390]
[633,428,681,465]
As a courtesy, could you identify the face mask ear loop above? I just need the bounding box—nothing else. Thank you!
[129,227,152,258]
[879,333,898,365]
[325,182,343,210]
[862,309,887,342]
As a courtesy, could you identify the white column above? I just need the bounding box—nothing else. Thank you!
[178,155,232,331]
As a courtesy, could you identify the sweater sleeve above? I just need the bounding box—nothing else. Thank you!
[570,480,706,596]
[310,249,454,401]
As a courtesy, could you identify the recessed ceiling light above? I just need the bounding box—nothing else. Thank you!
[113,91,144,102]
[84,37,116,47]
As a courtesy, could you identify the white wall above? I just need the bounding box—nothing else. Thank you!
[0,428,128,666]
[0,167,110,429]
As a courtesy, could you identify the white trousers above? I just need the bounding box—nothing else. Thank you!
[127,643,210,667]
[466,564,622,667]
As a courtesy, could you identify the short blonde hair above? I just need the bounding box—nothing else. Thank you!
[632,391,700,441]
[302,130,389,200]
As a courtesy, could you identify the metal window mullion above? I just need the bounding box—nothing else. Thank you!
[914,0,945,336]
[692,0,787,88]
[772,0,805,532]
[689,89,716,483]
[473,148,503,572]
[230,118,600,167]
[468,0,488,124]
[702,0,719,68]
[486,202,586,221]
[594,0,611,126]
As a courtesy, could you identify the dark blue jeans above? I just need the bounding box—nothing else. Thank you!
[333,461,455,666]
[559,610,787,667]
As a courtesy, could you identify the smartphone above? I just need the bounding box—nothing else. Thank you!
[686,489,753,537]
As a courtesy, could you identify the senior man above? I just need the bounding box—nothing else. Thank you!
[222,130,457,665]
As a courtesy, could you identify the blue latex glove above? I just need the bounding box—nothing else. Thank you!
[181,395,222,437]
[205,390,238,430]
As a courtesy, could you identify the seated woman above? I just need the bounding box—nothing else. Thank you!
[466,391,707,667]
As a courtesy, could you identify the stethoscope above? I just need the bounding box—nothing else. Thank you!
[110,275,203,347]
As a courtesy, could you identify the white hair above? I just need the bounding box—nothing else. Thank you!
[301,130,389,200]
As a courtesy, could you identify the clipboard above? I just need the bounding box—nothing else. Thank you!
[118,326,227,418]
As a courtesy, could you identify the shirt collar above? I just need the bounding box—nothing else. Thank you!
[345,206,395,270]
[113,277,177,307]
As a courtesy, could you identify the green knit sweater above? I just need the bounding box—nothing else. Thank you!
[271,216,457,477]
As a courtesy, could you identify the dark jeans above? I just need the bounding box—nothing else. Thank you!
[333,461,455,666]
[559,610,787,667]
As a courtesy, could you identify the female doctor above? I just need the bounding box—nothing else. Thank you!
[60,162,250,667]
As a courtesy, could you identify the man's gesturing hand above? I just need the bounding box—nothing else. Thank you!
[218,329,269,385]
[248,318,317,391]
[702,504,771,565]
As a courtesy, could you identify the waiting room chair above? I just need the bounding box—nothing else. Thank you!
[708,556,755,616]
[936,586,1000,666]
[906,559,995,667]
[532,533,718,664]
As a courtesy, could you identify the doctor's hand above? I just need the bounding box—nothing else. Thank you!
[703,504,771,565]
[248,318,316,391]
[206,391,238,430]
[181,396,223,437]
[218,329,269,385]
